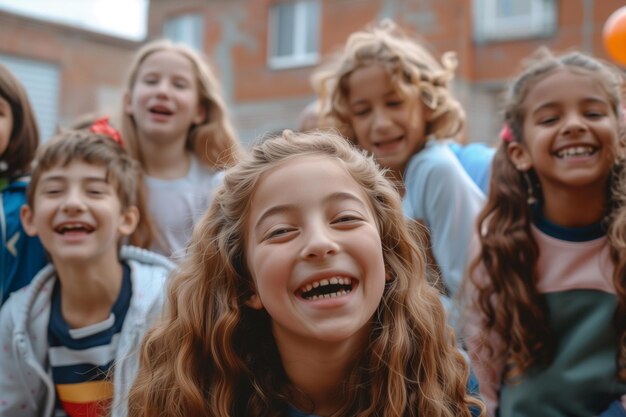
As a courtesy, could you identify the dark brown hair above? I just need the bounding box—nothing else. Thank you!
[471,49,626,381]
[0,63,39,179]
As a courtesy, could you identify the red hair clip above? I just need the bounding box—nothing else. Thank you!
[500,123,514,143]
[89,116,124,148]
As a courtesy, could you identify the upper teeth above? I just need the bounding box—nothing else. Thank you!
[556,146,594,158]
[58,223,91,233]
[301,276,351,293]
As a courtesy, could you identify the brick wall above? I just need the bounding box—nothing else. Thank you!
[144,0,626,144]
[0,10,139,133]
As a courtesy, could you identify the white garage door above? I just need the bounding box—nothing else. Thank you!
[0,54,60,142]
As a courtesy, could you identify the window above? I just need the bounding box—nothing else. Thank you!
[163,13,204,51]
[473,0,556,43]
[269,0,320,69]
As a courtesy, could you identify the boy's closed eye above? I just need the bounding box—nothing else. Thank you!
[39,181,65,196]
[41,187,63,196]
[86,187,108,197]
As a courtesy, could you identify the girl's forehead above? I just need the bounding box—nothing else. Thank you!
[252,154,367,205]
[261,154,345,179]
[522,68,611,109]
[137,49,196,74]
[346,64,397,95]
[246,154,378,231]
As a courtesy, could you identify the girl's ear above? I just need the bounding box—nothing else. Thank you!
[118,206,140,237]
[507,142,533,171]
[20,204,38,237]
[123,91,134,116]
[193,104,207,125]
[245,292,264,310]
[384,264,394,282]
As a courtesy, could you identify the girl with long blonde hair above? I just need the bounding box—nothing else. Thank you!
[128,130,485,417]
[117,39,244,258]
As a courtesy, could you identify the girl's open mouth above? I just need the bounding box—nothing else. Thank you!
[298,277,355,300]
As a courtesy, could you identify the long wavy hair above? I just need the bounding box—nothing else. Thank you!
[27,129,154,248]
[313,19,465,142]
[0,63,39,179]
[470,49,626,381]
[116,39,243,170]
[128,130,485,417]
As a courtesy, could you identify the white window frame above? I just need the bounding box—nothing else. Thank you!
[473,0,556,43]
[268,0,320,70]
[163,13,204,51]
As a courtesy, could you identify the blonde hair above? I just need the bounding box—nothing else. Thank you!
[128,130,485,417]
[27,129,154,248]
[314,19,465,142]
[117,39,243,169]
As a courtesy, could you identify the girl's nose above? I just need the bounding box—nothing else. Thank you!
[155,80,171,97]
[300,226,340,260]
[372,108,393,132]
[561,112,588,136]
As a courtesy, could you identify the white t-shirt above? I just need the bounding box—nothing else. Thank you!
[145,156,224,260]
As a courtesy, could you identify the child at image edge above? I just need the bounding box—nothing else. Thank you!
[463,50,626,417]
[0,130,174,417]
[0,63,47,305]
[117,39,243,259]
[126,130,485,417]
[314,20,485,309]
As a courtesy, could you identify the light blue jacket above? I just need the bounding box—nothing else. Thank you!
[447,141,495,195]
[0,246,174,417]
[402,139,485,299]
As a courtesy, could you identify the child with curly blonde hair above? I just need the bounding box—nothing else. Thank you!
[314,20,484,308]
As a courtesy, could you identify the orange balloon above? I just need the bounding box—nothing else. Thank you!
[603,6,626,66]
